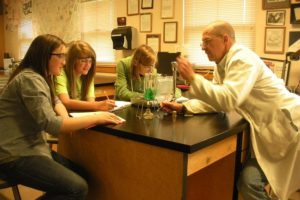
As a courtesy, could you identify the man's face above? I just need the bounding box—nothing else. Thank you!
[201,30,227,64]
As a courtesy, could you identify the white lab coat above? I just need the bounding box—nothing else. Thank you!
[183,44,300,200]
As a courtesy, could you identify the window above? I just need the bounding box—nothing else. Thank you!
[19,18,33,59]
[81,0,116,63]
[184,0,256,67]
[6,0,115,63]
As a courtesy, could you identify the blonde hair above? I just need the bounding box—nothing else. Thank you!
[65,40,96,100]
[131,44,156,80]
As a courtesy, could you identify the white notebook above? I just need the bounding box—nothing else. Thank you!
[111,101,131,112]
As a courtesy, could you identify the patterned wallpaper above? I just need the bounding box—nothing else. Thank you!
[4,0,81,42]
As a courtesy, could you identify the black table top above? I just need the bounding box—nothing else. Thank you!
[92,106,248,153]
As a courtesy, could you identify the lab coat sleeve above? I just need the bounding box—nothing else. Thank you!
[183,99,217,114]
[187,54,260,112]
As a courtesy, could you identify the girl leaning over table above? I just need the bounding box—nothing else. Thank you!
[0,34,123,200]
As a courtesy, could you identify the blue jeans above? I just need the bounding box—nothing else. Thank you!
[237,158,271,200]
[0,151,88,200]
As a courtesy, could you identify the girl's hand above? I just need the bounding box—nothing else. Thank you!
[95,100,116,111]
[96,112,124,125]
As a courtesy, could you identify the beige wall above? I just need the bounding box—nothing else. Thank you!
[255,0,300,86]
[115,0,300,86]
[1,0,300,85]
[114,0,183,61]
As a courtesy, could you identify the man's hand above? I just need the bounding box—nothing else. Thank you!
[176,56,195,83]
[160,101,183,113]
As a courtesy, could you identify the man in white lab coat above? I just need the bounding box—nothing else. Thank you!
[161,20,300,200]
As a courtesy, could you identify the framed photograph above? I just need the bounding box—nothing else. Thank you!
[266,10,285,26]
[161,0,174,19]
[146,34,161,53]
[141,0,153,9]
[264,27,286,54]
[140,13,152,32]
[290,3,300,24]
[163,22,177,43]
[289,31,300,46]
[127,0,139,16]
[262,0,290,10]
[260,57,290,85]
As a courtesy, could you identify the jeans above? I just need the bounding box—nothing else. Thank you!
[0,151,88,200]
[237,158,271,200]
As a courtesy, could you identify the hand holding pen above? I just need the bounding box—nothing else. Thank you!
[93,91,116,111]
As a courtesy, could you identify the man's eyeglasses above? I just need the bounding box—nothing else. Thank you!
[200,38,214,47]
[200,35,223,47]
[78,58,93,64]
[51,53,66,60]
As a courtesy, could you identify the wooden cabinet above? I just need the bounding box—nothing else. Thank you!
[96,64,116,73]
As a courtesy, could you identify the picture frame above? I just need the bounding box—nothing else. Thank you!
[163,21,177,43]
[262,0,290,10]
[161,0,174,19]
[127,0,139,16]
[141,0,153,9]
[146,34,161,53]
[260,57,291,85]
[264,27,286,54]
[140,13,152,32]
[289,31,300,46]
[266,10,285,26]
[290,3,300,24]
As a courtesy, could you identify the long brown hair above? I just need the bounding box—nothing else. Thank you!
[65,40,96,100]
[131,44,156,80]
[8,34,65,106]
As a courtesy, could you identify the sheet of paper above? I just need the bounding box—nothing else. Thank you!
[175,96,189,103]
[111,101,131,112]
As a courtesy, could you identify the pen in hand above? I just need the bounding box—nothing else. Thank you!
[104,91,110,100]
[104,91,116,109]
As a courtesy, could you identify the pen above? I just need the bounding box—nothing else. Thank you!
[104,91,110,100]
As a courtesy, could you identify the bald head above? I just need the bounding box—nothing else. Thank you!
[201,21,236,64]
[204,20,236,42]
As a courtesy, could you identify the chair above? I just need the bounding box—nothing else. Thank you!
[45,133,58,151]
[0,178,21,200]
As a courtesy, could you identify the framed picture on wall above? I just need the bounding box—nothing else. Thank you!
[161,0,174,19]
[266,10,285,26]
[163,22,177,43]
[262,0,290,10]
[264,27,286,54]
[127,0,139,16]
[290,3,300,24]
[140,13,152,32]
[260,57,290,85]
[146,34,161,53]
[141,0,153,9]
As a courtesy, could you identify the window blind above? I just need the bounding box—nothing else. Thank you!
[81,0,115,63]
[184,0,256,66]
